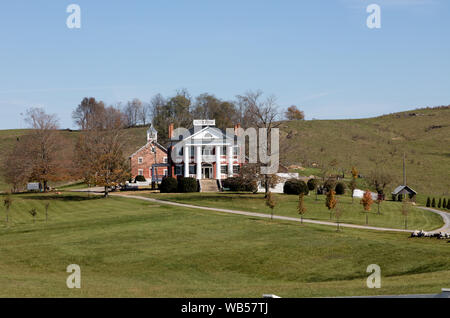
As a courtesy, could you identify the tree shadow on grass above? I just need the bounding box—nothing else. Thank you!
[21,194,103,202]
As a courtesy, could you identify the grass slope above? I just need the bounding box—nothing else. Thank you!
[281,106,450,196]
[138,192,444,231]
[0,192,449,297]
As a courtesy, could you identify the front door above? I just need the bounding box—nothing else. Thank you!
[202,165,213,179]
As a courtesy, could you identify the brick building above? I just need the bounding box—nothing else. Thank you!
[129,125,168,182]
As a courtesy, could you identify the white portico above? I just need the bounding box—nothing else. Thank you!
[172,120,242,180]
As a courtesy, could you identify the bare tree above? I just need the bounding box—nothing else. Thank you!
[123,99,143,127]
[237,91,280,197]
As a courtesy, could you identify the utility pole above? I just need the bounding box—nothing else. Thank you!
[403,152,406,186]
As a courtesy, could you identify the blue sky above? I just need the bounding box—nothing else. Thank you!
[0,0,449,129]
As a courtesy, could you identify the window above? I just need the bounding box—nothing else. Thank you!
[202,146,213,155]
[138,169,144,176]
[221,165,228,174]
[222,146,227,155]
[163,157,168,163]
[174,165,183,176]
[189,165,196,174]
[138,157,143,164]
[163,169,168,176]
[233,165,240,174]
[233,147,239,156]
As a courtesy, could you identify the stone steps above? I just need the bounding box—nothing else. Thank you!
[200,179,220,192]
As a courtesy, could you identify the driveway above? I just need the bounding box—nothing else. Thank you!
[113,194,418,233]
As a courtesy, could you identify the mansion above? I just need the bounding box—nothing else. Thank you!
[130,120,244,182]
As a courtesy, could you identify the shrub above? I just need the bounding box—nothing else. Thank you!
[179,177,198,193]
[159,177,178,193]
[307,178,318,191]
[135,175,146,182]
[283,179,309,195]
[323,178,336,193]
[426,197,431,207]
[335,182,346,195]
[222,177,256,192]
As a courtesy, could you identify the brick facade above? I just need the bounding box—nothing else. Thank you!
[129,142,168,181]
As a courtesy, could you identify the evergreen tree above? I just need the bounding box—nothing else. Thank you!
[426,197,431,207]
[447,199,450,210]
[438,198,442,208]
[442,198,447,210]
[432,198,436,208]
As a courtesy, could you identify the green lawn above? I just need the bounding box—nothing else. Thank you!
[0,192,449,297]
[138,192,444,231]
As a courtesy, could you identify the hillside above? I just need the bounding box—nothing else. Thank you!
[0,106,449,196]
[280,106,450,196]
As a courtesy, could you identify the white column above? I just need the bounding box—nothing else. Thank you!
[196,145,202,180]
[227,146,233,177]
[184,145,189,177]
[215,145,221,180]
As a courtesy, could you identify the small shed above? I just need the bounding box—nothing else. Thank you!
[392,185,417,201]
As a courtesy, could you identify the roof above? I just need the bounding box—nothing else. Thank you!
[392,185,417,195]
[174,125,237,144]
[129,141,167,158]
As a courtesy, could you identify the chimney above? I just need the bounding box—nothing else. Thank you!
[234,123,241,136]
[168,123,174,140]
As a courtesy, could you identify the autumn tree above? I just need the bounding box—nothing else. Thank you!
[349,166,358,203]
[72,97,106,130]
[325,190,337,220]
[298,192,306,224]
[151,90,193,147]
[285,105,305,121]
[266,191,276,220]
[192,93,238,131]
[74,105,131,198]
[2,139,31,192]
[360,190,374,225]
[8,108,72,192]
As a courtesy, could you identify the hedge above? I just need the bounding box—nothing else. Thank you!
[283,179,309,195]
[335,182,346,195]
[159,177,178,193]
[222,177,257,192]
[179,177,198,193]
[135,175,146,182]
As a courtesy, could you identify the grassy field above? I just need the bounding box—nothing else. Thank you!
[0,192,449,298]
[0,107,449,198]
[138,192,444,231]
